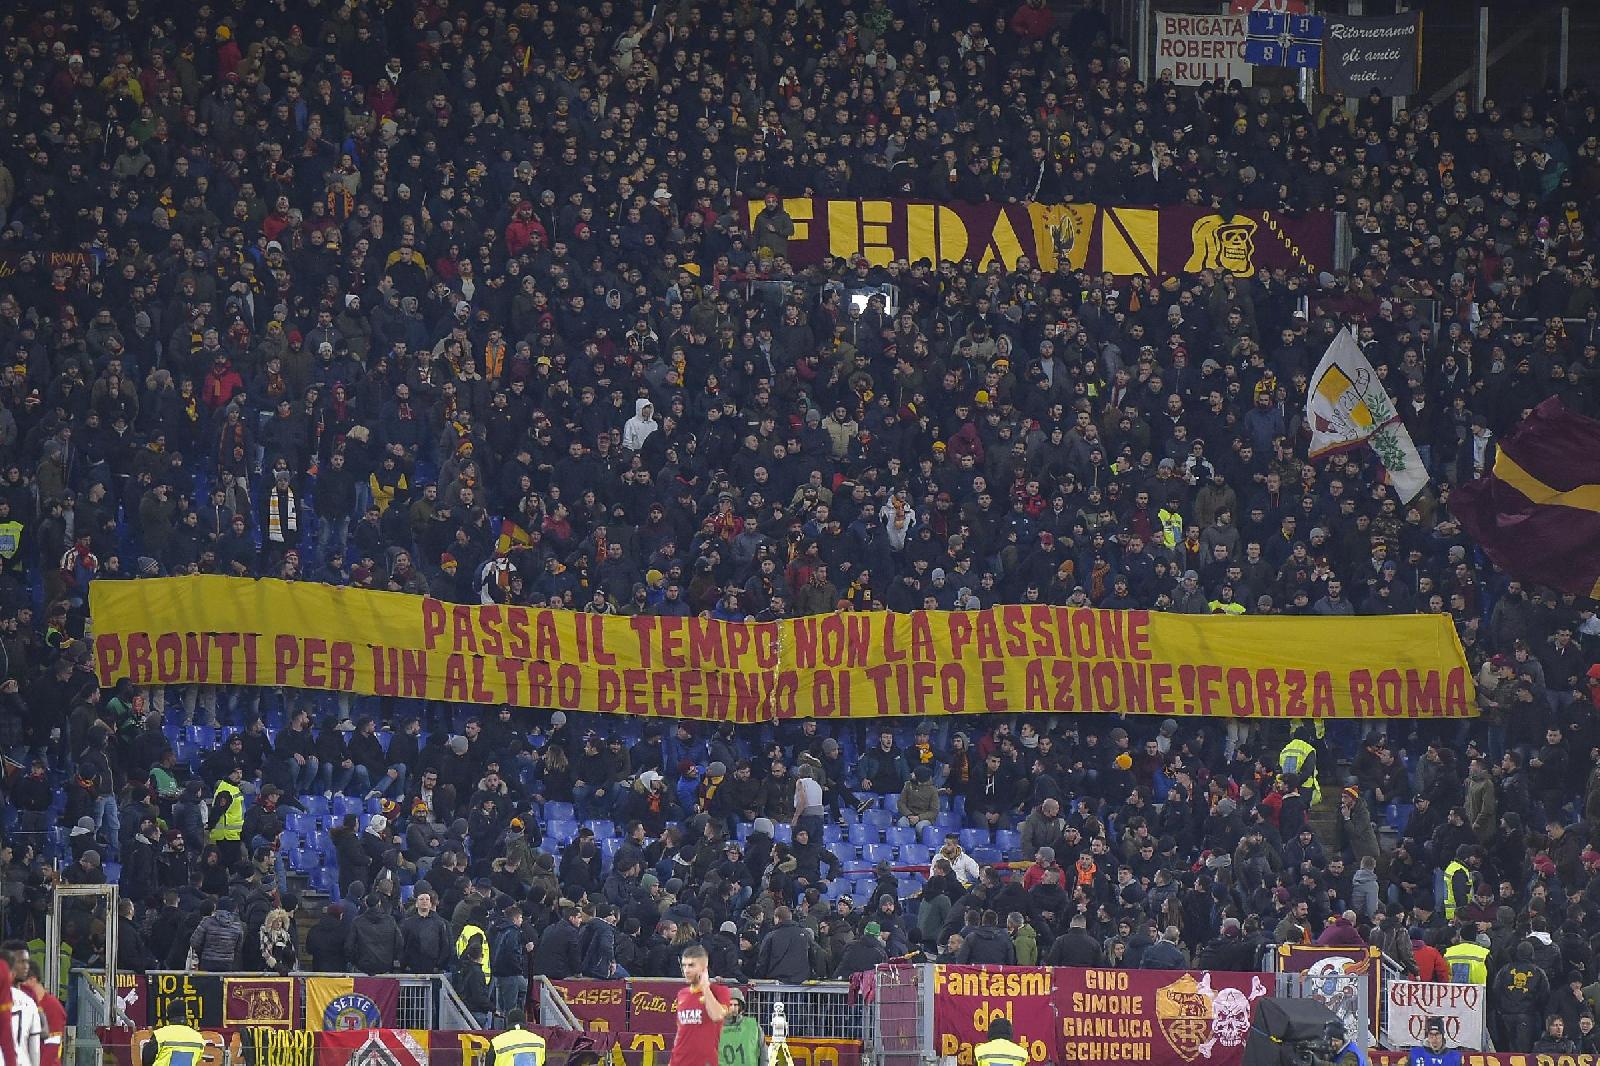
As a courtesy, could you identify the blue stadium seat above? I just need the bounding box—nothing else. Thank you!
[583,820,615,840]
[863,808,892,831]
[822,823,843,844]
[544,802,575,823]
[901,845,932,867]
[847,824,873,847]
[885,826,915,846]
[864,843,896,865]
[880,794,899,814]
[300,795,329,816]
[547,820,579,846]
[920,825,943,848]
[973,847,1002,867]
[994,829,1021,855]
[771,824,792,845]
[960,829,984,852]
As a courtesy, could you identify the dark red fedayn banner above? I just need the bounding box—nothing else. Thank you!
[741,198,1336,277]
[931,965,1274,1066]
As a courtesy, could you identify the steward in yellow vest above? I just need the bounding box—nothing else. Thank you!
[142,1024,208,1066]
[974,1019,1030,1066]
[457,921,491,980]
[1444,932,1489,985]
[490,1011,546,1066]
[208,766,245,865]
[1279,728,1320,804]
[1441,849,1474,922]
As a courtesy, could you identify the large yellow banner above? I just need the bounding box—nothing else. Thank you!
[90,577,1474,721]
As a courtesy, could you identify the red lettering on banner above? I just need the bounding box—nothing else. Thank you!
[274,635,299,685]
[95,635,123,680]
[302,637,327,688]
[689,618,724,668]
[155,632,182,683]
[119,631,148,683]
[422,598,446,649]
[629,616,657,668]
[506,607,531,659]
[442,653,468,701]
[981,659,1007,711]
[660,616,684,669]
[882,615,907,661]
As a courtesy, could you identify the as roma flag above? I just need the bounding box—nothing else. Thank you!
[1452,398,1600,598]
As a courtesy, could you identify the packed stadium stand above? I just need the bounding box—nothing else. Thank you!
[0,0,1598,1057]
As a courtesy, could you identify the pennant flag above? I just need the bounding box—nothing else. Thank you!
[318,1030,428,1066]
[1306,330,1428,502]
[1451,397,1600,598]
[305,977,401,1032]
[224,977,297,1029]
[1245,12,1324,68]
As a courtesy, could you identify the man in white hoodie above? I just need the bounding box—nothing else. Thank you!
[623,398,658,452]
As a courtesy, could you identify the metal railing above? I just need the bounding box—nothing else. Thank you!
[139,971,449,1030]
[534,975,583,1031]
[746,982,860,1042]
[865,964,933,1066]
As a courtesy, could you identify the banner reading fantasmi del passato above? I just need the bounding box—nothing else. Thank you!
[742,198,1335,277]
[90,577,1473,722]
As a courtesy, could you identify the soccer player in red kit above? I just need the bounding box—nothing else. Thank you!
[670,945,729,1066]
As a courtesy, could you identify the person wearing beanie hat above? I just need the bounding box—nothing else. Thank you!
[833,920,890,978]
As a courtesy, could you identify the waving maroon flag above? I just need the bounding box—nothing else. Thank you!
[1452,397,1600,598]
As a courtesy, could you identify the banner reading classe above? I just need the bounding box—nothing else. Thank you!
[90,577,1474,722]
[743,198,1334,277]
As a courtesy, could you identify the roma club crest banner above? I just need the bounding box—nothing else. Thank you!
[91,577,1474,722]
[304,977,399,1032]
[741,199,1335,277]
[932,966,1272,1066]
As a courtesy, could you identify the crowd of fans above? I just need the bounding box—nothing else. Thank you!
[0,0,1598,1052]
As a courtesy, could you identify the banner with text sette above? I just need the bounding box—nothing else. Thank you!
[1155,13,1252,86]
[90,577,1475,722]
[741,199,1334,277]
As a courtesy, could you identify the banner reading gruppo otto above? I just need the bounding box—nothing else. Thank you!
[743,199,1334,277]
[90,577,1473,721]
